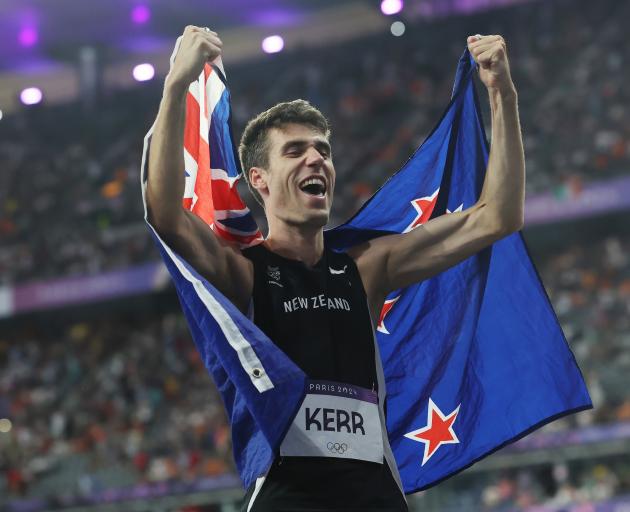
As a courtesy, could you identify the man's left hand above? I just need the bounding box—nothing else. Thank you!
[467,35,515,95]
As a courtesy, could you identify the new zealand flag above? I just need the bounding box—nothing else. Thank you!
[141,44,591,493]
[326,50,592,492]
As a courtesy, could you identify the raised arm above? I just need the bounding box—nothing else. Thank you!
[472,34,525,230]
[351,35,525,316]
[146,26,252,312]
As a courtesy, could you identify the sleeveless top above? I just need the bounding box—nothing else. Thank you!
[240,243,407,512]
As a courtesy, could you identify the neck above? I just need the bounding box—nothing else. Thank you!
[265,217,324,267]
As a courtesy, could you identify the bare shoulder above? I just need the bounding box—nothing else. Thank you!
[347,238,388,284]
[156,209,254,313]
[347,238,390,321]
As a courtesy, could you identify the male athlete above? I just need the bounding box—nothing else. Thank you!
[146,26,524,512]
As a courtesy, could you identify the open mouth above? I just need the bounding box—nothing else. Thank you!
[299,176,327,197]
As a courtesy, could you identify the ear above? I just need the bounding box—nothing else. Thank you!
[249,167,269,197]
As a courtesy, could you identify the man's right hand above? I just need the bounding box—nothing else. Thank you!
[167,26,223,91]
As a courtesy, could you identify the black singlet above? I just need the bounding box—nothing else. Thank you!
[240,243,407,512]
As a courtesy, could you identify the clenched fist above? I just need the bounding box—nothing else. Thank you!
[166,25,223,92]
[467,34,515,95]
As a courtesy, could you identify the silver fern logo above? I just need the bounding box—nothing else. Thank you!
[267,266,283,287]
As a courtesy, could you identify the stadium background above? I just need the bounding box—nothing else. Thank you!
[1,0,629,510]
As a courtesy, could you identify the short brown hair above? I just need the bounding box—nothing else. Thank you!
[238,99,330,205]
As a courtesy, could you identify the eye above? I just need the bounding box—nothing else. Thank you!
[316,145,331,158]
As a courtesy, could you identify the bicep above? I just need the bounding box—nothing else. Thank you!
[354,202,504,296]
[155,209,253,312]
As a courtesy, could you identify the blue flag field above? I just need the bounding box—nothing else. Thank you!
[141,46,592,494]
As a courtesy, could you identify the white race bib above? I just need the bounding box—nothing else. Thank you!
[280,380,384,463]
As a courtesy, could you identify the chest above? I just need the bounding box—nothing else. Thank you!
[248,251,377,388]
[262,261,358,319]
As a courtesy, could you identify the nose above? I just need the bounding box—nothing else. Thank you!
[305,146,325,167]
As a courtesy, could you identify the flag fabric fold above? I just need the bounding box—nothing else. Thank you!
[141,41,591,493]
[326,50,592,492]
[141,38,307,488]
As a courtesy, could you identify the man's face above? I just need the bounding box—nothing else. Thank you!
[253,123,335,229]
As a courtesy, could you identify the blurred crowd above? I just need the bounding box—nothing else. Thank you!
[1,0,629,285]
[0,313,233,501]
[539,235,630,428]
[422,459,630,511]
[477,462,628,511]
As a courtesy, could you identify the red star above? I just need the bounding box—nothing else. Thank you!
[404,188,440,232]
[377,295,400,334]
[404,398,460,466]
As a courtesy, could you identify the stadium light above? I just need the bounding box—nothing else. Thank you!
[391,21,406,36]
[131,5,151,24]
[18,27,38,48]
[381,0,403,15]
[0,419,11,433]
[20,87,43,105]
[133,63,155,82]
[262,35,284,54]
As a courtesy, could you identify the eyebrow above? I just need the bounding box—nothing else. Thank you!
[280,138,332,155]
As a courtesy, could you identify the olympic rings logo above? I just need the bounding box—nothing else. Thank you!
[326,442,348,454]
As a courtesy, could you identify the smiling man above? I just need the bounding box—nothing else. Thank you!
[146,25,525,512]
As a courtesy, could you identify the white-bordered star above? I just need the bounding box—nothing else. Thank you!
[403,188,440,232]
[446,204,463,214]
[404,398,461,466]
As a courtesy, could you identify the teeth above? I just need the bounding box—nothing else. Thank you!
[300,177,326,193]
[301,178,325,187]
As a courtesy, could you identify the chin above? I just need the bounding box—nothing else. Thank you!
[299,211,330,228]
[292,209,330,229]
[308,211,330,228]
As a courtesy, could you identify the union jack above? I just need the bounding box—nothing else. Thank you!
[178,41,263,247]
